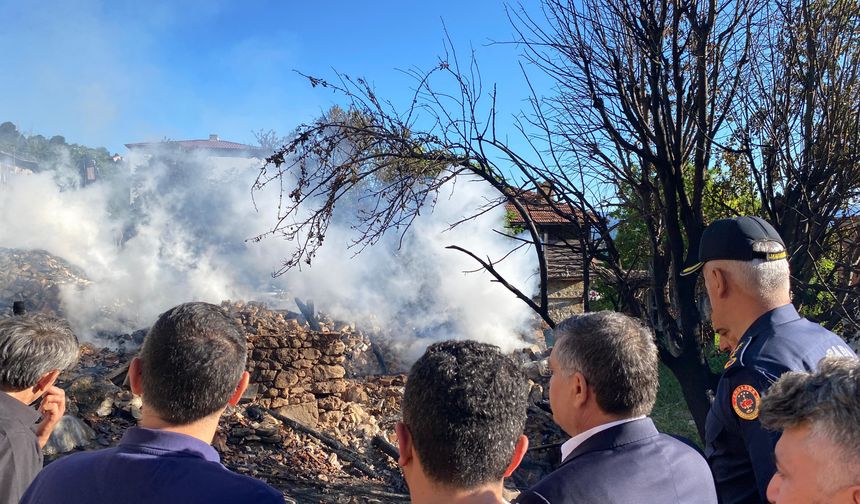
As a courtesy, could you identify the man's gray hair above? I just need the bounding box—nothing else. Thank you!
[760,357,860,488]
[553,311,659,417]
[0,314,79,391]
[714,240,790,302]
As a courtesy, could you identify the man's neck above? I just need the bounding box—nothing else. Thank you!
[138,409,221,445]
[570,408,630,437]
[410,482,508,504]
[729,299,791,345]
[4,388,35,405]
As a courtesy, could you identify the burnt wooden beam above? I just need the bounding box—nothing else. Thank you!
[294,298,322,331]
[266,407,376,478]
[371,434,400,462]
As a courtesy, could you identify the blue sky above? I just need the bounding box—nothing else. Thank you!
[0,0,550,155]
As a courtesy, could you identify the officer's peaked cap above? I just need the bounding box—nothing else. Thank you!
[681,216,787,276]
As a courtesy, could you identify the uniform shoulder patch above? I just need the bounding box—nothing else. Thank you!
[731,384,761,420]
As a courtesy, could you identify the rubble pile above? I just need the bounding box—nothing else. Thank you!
[40,299,558,503]
[222,301,397,444]
[0,248,90,315]
[509,347,567,490]
[47,302,408,502]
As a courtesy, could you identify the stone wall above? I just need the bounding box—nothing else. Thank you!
[247,330,349,430]
[225,302,363,433]
[546,278,584,322]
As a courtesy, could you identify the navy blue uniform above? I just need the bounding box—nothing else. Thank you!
[706,304,857,503]
[515,418,717,504]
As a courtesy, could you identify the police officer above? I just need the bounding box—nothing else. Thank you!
[682,216,857,503]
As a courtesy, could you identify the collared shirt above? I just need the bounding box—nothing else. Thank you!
[559,416,645,462]
[22,427,285,504]
[705,304,857,504]
[0,391,42,504]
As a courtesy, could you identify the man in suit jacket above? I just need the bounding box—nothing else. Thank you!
[515,312,717,504]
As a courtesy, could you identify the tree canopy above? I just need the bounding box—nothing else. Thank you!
[0,121,117,185]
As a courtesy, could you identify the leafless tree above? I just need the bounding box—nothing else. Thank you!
[503,0,757,437]
[251,69,560,325]
[731,0,860,331]
[253,0,860,440]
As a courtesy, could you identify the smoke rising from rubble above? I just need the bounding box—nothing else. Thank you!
[0,147,536,357]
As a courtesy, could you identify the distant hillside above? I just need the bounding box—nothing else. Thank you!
[0,121,115,178]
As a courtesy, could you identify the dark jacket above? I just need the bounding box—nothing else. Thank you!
[706,304,857,504]
[0,392,42,504]
[515,418,717,504]
[21,427,284,504]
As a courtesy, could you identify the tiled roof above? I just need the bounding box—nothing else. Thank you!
[125,138,265,154]
[505,191,585,225]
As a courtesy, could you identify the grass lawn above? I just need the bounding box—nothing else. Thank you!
[651,362,701,445]
[651,352,729,447]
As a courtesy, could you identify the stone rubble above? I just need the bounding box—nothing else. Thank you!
[3,247,561,503]
[48,302,413,503]
[0,248,90,315]
[42,301,562,503]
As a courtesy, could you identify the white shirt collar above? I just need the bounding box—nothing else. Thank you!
[559,416,646,462]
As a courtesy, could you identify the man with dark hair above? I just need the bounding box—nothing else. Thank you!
[515,311,717,504]
[0,314,78,503]
[396,340,530,504]
[760,357,860,503]
[22,302,284,504]
[682,216,857,503]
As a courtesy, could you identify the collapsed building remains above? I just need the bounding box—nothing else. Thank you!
[2,247,564,503]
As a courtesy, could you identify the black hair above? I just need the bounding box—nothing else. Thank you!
[139,302,246,425]
[402,340,529,489]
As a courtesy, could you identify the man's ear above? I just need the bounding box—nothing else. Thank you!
[708,266,729,299]
[503,435,529,477]
[33,369,60,394]
[128,357,144,396]
[571,371,589,408]
[227,371,250,406]
[850,486,860,504]
[395,421,413,468]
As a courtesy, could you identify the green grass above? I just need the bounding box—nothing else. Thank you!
[651,351,729,447]
[651,362,701,445]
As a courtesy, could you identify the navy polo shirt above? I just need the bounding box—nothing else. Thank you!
[0,392,42,504]
[705,304,857,504]
[21,427,285,504]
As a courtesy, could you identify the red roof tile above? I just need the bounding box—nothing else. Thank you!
[506,191,584,225]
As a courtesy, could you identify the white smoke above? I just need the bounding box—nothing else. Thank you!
[0,146,537,356]
[286,177,539,358]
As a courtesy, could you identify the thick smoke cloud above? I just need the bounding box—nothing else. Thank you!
[0,147,537,356]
